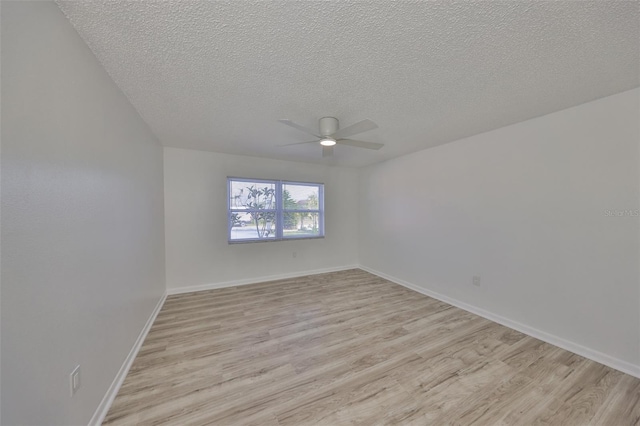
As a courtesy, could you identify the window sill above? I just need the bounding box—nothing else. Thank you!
[228,236,325,244]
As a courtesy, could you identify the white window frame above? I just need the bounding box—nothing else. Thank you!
[227,177,324,243]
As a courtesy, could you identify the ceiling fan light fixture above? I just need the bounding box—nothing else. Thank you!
[320,138,336,146]
[277,118,382,157]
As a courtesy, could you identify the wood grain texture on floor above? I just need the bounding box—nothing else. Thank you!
[103,269,640,425]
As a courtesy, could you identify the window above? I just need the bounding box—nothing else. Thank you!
[228,178,324,242]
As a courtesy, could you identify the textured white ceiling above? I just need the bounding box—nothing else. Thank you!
[56,1,639,167]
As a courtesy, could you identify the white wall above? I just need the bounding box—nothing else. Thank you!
[359,88,640,371]
[164,148,358,291]
[1,2,166,425]
[0,1,4,422]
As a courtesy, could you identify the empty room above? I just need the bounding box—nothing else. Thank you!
[2,1,640,425]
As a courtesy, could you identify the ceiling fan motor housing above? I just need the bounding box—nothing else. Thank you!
[319,117,339,136]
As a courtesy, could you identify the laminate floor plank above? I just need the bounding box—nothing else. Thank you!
[103,269,640,425]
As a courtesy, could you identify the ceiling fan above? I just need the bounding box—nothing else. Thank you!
[278,117,383,157]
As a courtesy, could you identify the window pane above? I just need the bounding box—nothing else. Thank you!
[283,212,321,238]
[228,178,323,243]
[230,212,277,240]
[230,180,276,210]
[283,184,320,210]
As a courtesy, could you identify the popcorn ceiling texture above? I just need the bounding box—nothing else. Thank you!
[56,1,639,167]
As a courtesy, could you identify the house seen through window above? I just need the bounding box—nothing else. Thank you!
[228,178,324,242]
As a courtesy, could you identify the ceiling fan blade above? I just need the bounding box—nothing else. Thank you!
[336,139,384,150]
[322,145,334,157]
[278,140,319,147]
[331,119,378,139]
[278,119,320,137]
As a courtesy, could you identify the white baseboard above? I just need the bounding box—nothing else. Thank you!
[89,293,167,426]
[166,264,359,295]
[359,265,640,379]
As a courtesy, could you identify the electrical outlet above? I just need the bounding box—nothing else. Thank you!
[472,276,481,287]
[70,365,81,396]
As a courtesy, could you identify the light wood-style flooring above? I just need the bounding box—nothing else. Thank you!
[104,269,640,425]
